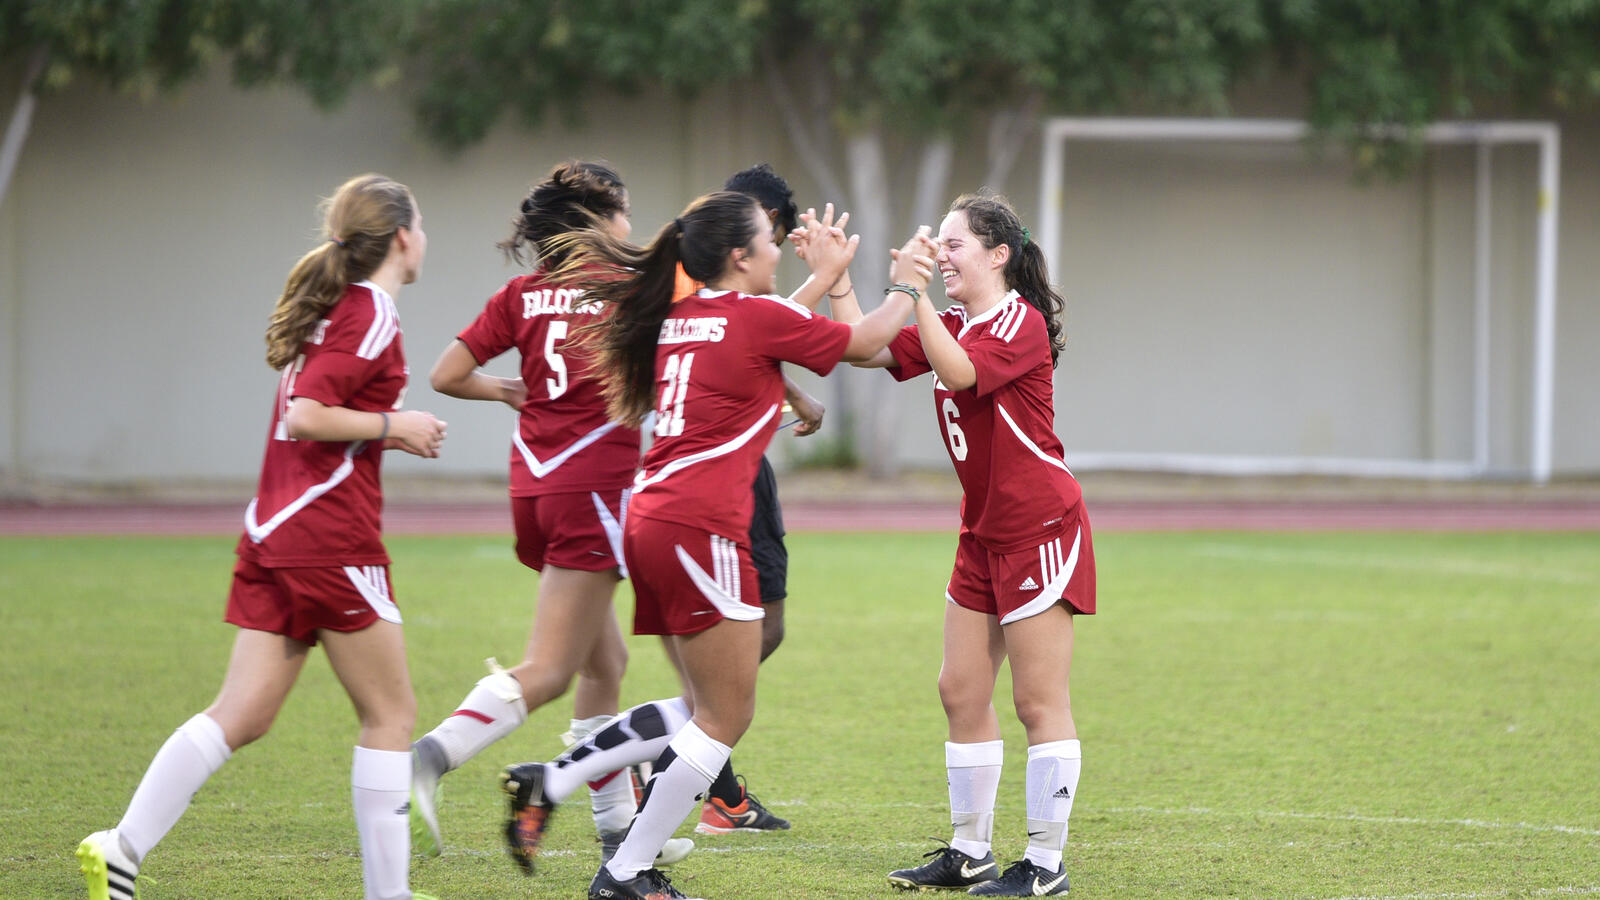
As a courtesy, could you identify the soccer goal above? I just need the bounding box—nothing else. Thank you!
[1037,117,1560,483]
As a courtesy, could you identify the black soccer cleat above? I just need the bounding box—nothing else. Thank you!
[886,842,999,891]
[588,865,700,899]
[500,762,556,874]
[967,859,1070,896]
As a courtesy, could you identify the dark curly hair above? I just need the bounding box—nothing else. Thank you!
[950,192,1067,366]
[499,160,628,268]
[724,163,798,241]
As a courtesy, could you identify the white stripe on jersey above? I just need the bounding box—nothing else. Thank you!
[513,420,621,478]
[243,444,359,543]
[694,287,815,318]
[632,403,778,492]
[996,402,1073,475]
[673,541,764,622]
[991,301,1026,343]
[344,565,403,625]
[354,281,399,360]
[591,491,626,578]
[1002,526,1081,625]
[957,290,1021,338]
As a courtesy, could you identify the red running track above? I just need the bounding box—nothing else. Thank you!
[2,500,1598,535]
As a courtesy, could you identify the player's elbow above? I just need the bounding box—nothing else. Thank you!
[282,399,320,440]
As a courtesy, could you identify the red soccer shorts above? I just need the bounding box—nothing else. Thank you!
[945,516,1096,623]
[623,516,763,636]
[224,557,401,644]
[512,489,627,574]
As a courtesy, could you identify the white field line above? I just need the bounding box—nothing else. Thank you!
[1193,543,1598,586]
[1101,805,1600,836]
[1320,886,1600,900]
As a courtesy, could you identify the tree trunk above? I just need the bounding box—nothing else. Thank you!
[0,48,49,215]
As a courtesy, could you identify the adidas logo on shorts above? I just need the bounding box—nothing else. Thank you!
[1017,576,1040,591]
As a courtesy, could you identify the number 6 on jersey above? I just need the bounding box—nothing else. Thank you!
[655,352,695,437]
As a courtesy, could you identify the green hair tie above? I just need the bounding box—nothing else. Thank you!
[1020,227,1031,247]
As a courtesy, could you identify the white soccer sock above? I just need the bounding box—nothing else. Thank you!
[421,671,527,771]
[570,714,637,834]
[1023,739,1081,871]
[116,713,232,864]
[605,721,729,881]
[352,746,411,900]
[544,697,691,804]
[946,740,1003,859]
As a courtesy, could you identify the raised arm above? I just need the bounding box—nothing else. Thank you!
[909,293,977,390]
[840,227,936,362]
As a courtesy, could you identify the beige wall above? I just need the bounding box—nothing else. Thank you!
[2,69,1597,486]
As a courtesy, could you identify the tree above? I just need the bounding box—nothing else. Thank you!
[410,0,1272,473]
[0,0,414,211]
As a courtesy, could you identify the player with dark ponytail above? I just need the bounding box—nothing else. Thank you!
[830,191,1093,897]
[413,160,693,868]
[498,192,937,900]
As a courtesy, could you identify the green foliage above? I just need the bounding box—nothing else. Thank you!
[2,530,1598,897]
[7,1,1600,164]
[1,0,414,107]
[1275,0,1600,171]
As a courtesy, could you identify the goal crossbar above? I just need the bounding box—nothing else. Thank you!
[1038,117,1560,483]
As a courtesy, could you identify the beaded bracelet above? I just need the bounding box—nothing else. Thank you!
[884,282,922,302]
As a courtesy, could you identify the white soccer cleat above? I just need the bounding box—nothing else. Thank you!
[76,829,139,900]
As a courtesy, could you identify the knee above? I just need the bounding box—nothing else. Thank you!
[580,643,628,687]
[361,688,417,736]
[937,673,986,718]
[1012,694,1070,733]
[206,704,275,750]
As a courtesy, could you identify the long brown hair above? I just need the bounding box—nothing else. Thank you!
[265,174,416,370]
[544,191,762,425]
[499,160,628,268]
[950,193,1067,366]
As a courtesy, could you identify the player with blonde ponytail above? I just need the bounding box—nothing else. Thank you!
[77,174,445,900]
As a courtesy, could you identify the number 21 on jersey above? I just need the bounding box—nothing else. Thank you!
[655,352,695,437]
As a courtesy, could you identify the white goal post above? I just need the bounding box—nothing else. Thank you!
[1038,117,1560,483]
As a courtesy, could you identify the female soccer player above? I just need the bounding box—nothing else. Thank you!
[412,160,688,867]
[824,193,1094,897]
[498,192,936,900]
[76,174,447,900]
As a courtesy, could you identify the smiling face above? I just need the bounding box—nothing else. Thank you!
[936,209,1008,305]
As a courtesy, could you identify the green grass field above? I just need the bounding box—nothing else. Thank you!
[3,530,1598,899]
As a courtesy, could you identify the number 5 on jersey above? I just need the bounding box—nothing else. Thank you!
[655,352,695,437]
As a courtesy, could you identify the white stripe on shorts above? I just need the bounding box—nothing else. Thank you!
[343,565,403,625]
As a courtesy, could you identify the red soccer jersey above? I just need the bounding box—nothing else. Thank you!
[888,291,1084,553]
[237,281,408,567]
[456,271,642,496]
[629,288,852,539]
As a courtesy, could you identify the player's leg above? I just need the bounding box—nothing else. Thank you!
[599,618,760,890]
[698,457,791,836]
[972,526,1088,897]
[570,609,636,839]
[322,614,417,900]
[413,493,622,852]
[889,538,1007,892]
[79,560,312,900]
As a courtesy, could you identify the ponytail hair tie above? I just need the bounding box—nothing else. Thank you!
[673,217,685,235]
[1019,227,1031,247]
[329,237,347,248]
